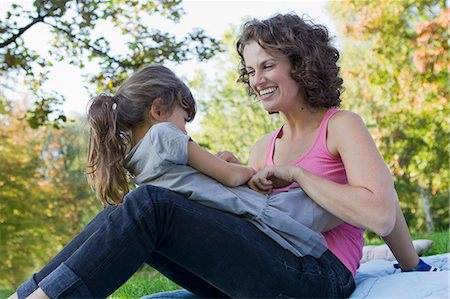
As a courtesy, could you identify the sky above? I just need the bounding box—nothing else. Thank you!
[1,0,338,116]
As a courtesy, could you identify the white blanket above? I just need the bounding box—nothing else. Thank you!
[350,253,449,298]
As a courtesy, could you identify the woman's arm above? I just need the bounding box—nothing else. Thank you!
[187,141,255,187]
[249,111,397,236]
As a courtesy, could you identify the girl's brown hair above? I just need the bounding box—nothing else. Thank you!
[87,65,196,206]
[236,13,343,108]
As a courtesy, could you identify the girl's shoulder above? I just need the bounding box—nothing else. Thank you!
[151,122,181,135]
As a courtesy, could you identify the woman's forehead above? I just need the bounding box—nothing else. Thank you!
[243,42,286,66]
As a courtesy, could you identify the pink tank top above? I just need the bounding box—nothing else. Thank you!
[264,109,364,275]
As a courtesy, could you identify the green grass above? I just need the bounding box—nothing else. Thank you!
[415,229,449,256]
[0,289,13,299]
[108,266,181,299]
[2,229,448,299]
[364,228,449,256]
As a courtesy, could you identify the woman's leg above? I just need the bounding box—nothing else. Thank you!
[146,253,227,297]
[16,205,117,298]
[34,185,355,298]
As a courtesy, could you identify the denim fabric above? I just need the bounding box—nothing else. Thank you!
[142,289,200,299]
[17,185,355,298]
[17,275,39,299]
[39,263,92,298]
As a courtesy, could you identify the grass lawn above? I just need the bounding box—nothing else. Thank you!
[2,229,448,299]
[109,267,181,299]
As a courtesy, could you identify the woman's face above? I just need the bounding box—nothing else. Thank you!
[243,41,302,113]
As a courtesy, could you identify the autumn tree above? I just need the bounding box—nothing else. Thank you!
[329,0,449,233]
[0,100,98,287]
[0,0,222,128]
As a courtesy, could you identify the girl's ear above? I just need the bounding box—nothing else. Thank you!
[149,98,166,121]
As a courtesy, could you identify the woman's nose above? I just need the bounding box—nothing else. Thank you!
[252,71,266,86]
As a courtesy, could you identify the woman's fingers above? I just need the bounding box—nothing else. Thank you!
[248,172,273,193]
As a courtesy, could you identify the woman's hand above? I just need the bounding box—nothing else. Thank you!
[248,165,299,193]
[216,151,242,164]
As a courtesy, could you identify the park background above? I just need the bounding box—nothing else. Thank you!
[0,0,448,294]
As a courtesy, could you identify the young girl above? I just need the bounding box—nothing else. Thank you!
[88,64,338,259]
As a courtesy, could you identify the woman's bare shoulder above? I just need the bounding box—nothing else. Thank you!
[327,110,368,155]
[249,131,275,169]
[329,110,364,127]
[253,132,273,148]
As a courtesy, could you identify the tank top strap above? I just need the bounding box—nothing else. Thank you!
[313,108,340,155]
[264,126,283,166]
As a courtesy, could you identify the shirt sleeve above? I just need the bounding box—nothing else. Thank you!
[149,122,191,165]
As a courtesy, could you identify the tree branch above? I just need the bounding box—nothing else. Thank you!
[0,15,46,48]
[43,21,127,66]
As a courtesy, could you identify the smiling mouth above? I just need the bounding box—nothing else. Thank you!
[259,87,277,96]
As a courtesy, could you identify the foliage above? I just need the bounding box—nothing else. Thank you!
[329,0,449,234]
[0,102,99,288]
[0,0,222,128]
[189,26,281,163]
[0,101,59,287]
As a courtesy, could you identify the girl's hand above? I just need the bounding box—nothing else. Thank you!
[216,151,241,164]
[248,166,298,193]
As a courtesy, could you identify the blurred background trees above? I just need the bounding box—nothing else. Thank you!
[328,0,449,235]
[1,0,448,289]
[0,101,98,286]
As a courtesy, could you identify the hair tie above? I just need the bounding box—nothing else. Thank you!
[112,96,118,112]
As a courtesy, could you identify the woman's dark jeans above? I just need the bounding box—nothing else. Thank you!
[17,185,355,298]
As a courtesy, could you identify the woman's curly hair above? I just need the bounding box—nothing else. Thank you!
[236,13,343,108]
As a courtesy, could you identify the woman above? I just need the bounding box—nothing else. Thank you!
[11,13,432,299]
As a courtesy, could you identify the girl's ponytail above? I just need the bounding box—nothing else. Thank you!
[87,94,129,206]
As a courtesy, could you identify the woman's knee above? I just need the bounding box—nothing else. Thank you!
[122,185,187,219]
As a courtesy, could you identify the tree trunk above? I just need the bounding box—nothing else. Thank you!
[419,185,435,234]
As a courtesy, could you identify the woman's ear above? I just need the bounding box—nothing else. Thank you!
[149,98,166,121]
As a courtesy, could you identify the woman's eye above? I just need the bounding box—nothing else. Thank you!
[264,64,273,69]
[247,70,255,76]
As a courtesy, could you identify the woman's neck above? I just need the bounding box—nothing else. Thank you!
[280,107,328,140]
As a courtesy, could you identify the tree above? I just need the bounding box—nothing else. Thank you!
[189,25,281,163]
[329,0,449,234]
[0,101,59,287]
[0,99,99,287]
[0,0,222,128]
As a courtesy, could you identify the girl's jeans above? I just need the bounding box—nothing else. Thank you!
[17,185,355,298]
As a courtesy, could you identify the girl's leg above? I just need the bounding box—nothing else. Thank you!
[36,185,355,298]
[16,205,117,298]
